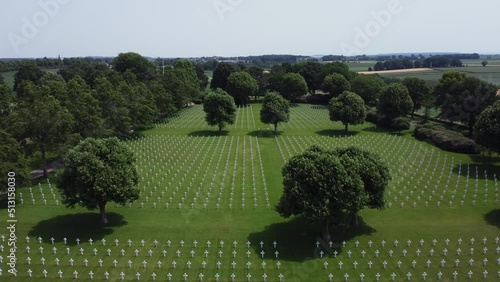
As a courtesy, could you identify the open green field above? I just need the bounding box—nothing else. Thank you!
[3,104,500,281]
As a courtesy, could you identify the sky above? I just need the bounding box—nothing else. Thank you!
[1,0,499,58]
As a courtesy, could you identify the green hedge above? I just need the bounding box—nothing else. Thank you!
[414,123,478,154]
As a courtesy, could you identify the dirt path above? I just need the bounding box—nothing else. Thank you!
[358,68,433,75]
[30,159,64,180]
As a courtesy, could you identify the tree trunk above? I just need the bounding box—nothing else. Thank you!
[352,214,359,227]
[274,122,278,135]
[411,109,415,119]
[323,218,331,242]
[41,143,48,178]
[218,125,222,134]
[344,123,348,133]
[99,202,108,225]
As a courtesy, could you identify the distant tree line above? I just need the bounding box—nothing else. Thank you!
[0,57,111,72]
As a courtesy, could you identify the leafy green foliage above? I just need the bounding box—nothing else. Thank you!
[56,138,139,225]
[161,60,202,109]
[415,123,478,154]
[279,73,308,104]
[260,92,290,134]
[298,62,323,95]
[65,76,104,138]
[210,62,236,90]
[321,73,351,97]
[350,75,386,106]
[0,83,14,129]
[0,130,29,194]
[401,77,432,117]
[13,63,44,90]
[328,91,366,132]
[474,101,500,153]
[225,71,258,106]
[203,89,237,133]
[111,52,156,82]
[434,71,498,133]
[9,92,74,177]
[377,83,413,119]
[93,77,131,137]
[276,146,390,237]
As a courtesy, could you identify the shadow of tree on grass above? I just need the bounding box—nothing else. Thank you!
[28,212,127,245]
[247,216,376,262]
[187,130,229,137]
[484,209,500,228]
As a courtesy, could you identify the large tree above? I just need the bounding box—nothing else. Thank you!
[65,76,105,138]
[111,52,156,82]
[299,61,323,95]
[225,71,258,106]
[329,91,366,132]
[434,71,498,134]
[321,73,351,97]
[13,63,44,90]
[9,92,74,178]
[279,73,308,105]
[161,61,202,109]
[93,77,131,137]
[377,83,414,119]
[260,92,290,134]
[473,100,500,154]
[0,83,14,129]
[351,75,386,106]
[56,138,139,225]
[401,77,432,118]
[210,62,236,90]
[276,146,390,240]
[0,130,29,196]
[203,89,237,133]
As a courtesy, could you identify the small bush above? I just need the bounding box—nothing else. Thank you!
[414,123,478,154]
[391,117,411,132]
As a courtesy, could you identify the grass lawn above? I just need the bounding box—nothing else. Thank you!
[3,104,500,281]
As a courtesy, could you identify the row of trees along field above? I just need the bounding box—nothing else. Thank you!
[0,52,208,191]
[206,61,499,152]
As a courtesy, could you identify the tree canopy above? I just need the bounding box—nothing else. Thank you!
[276,146,390,240]
[56,138,139,225]
[321,73,351,97]
[377,83,413,119]
[401,77,432,118]
[210,62,236,90]
[14,63,44,90]
[350,74,386,106]
[0,130,29,196]
[260,92,290,134]
[473,100,500,154]
[225,71,258,106]
[111,52,156,82]
[434,71,498,133]
[329,91,366,132]
[203,89,237,133]
[279,73,308,104]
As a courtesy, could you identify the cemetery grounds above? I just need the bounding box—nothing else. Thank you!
[3,104,500,281]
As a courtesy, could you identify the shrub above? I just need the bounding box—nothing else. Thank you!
[414,123,478,154]
[391,117,411,132]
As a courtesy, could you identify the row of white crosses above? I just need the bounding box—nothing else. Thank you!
[327,270,497,281]
[22,269,286,281]
[126,134,269,210]
[231,104,256,129]
[276,133,498,209]
[19,178,61,206]
[285,105,331,130]
[158,106,206,129]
